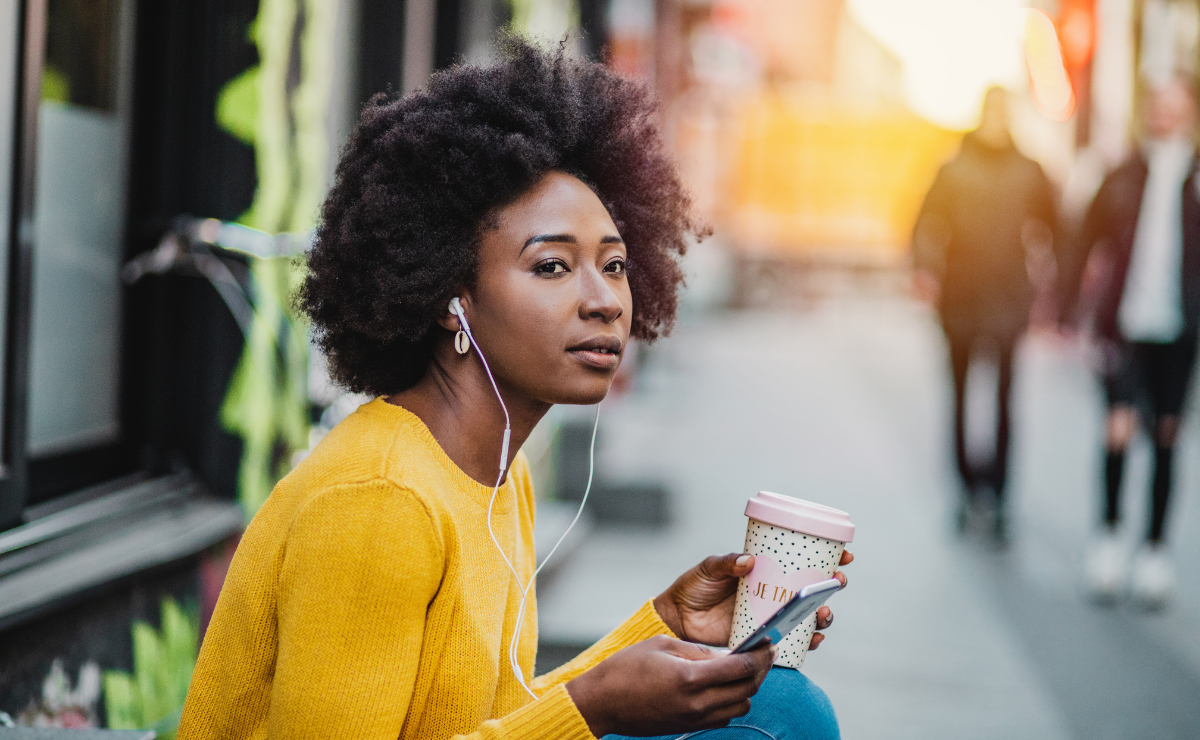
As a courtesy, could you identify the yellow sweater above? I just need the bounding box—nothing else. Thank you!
[178,398,672,739]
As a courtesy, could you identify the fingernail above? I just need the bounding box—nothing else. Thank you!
[825,613,833,626]
[736,555,751,567]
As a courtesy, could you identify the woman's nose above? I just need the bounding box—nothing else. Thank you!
[578,267,624,323]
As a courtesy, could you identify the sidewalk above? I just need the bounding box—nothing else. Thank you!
[535,297,1200,739]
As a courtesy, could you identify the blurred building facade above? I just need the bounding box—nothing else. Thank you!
[0,0,531,730]
[663,0,961,268]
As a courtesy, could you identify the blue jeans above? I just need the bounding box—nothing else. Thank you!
[603,667,839,740]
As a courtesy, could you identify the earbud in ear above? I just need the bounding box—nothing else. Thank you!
[449,297,470,354]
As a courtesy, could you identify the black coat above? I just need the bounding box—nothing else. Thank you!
[914,133,1058,339]
[1060,151,1200,341]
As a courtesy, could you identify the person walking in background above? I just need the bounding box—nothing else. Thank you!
[913,87,1059,541]
[1060,77,1200,608]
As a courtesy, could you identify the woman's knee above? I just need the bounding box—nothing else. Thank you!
[602,669,840,740]
[733,667,839,740]
[1106,405,1136,450]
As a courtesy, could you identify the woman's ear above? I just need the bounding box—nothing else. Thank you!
[434,310,460,333]
[434,295,468,332]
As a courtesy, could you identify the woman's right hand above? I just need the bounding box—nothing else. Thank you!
[565,635,774,738]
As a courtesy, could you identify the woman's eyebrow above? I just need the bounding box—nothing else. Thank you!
[521,233,576,253]
[519,233,624,253]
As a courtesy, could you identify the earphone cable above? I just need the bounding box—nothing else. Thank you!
[451,302,531,691]
[451,299,600,699]
[451,301,522,586]
[507,403,599,698]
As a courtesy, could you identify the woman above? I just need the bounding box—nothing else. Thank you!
[179,39,851,740]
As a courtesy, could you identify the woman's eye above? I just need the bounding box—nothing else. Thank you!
[535,260,569,275]
[605,259,626,275]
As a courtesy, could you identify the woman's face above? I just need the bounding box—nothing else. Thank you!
[458,171,633,406]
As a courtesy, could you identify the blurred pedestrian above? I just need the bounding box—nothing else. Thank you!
[1059,77,1200,607]
[913,87,1059,540]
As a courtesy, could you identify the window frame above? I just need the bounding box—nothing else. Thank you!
[0,0,141,529]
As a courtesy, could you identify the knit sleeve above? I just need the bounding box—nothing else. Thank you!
[530,600,676,693]
[442,602,673,740]
[446,684,596,740]
[267,479,444,739]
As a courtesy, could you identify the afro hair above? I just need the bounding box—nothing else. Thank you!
[300,37,703,396]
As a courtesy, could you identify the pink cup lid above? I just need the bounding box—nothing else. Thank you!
[744,491,855,543]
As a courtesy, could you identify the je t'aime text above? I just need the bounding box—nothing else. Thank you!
[752,582,795,603]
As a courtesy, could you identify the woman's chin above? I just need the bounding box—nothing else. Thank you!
[543,379,614,407]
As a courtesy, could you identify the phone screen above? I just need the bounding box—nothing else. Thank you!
[730,578,841,654]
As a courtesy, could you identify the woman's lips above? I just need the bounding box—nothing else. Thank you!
[568,335,623,370]
[569,348,621,370]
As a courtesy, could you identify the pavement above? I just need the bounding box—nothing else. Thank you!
[534,292,1200,740]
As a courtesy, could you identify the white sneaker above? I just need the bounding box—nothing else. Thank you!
[1130,545,1174,609]
[1085,530,1127,601]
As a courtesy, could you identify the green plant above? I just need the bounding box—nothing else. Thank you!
[103,598,199,736]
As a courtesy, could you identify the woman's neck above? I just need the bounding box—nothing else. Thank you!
[386,347,550,487]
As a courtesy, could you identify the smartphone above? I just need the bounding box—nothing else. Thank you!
[730,578,842,654]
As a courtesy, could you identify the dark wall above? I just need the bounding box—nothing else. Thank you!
[579,0,608,61]
[120,0,262,498]
[434,0,460,70]
[360,0,491,104]
[126,0,259,227]
[358,0,406,104]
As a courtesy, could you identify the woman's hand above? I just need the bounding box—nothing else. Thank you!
[565,636,773,738]
[653,550,854,648]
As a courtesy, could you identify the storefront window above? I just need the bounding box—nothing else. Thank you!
[41,0,121,111]
[27,0,133,455]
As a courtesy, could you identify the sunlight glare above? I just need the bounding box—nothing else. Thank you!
[1024,9,1076,121]
[847,0,1027,129]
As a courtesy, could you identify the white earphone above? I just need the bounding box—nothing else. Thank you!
[448,297,599,699]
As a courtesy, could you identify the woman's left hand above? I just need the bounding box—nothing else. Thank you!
[653,549,854,648]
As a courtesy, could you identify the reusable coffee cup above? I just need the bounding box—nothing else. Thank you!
[729,491,855,669]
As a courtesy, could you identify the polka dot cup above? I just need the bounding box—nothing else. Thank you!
[729,492,855,670]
